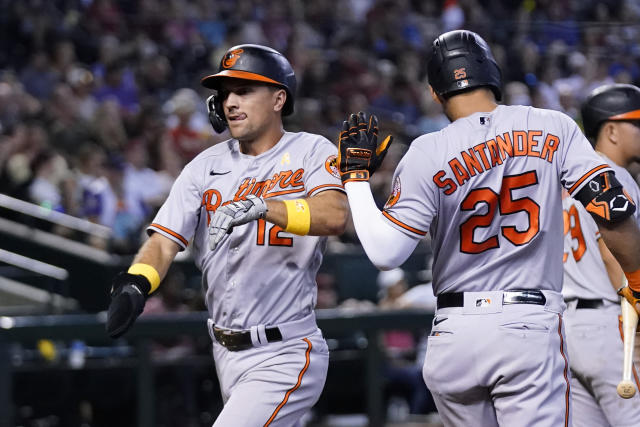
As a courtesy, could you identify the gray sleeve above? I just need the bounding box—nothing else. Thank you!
[147,165,202,250]
[382,144,436,237]
[303,137,345,197]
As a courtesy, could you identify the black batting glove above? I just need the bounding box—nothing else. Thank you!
[106,272,151,338]
[337,111,393,184]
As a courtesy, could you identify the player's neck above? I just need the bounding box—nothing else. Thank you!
[596,140,631,168]
[444,90,498,121]
[238,125,285,156]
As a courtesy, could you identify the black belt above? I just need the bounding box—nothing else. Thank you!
[213,326,283,351]
[574,298,604,309]
[437,290,547,309]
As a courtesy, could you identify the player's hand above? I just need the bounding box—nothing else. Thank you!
[337,111,393,184]
[618,286,640,315]
[106,272,151,338]
[209,195,267,250]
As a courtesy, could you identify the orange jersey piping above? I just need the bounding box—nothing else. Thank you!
[148,223,189,247]
[568,164,610,195]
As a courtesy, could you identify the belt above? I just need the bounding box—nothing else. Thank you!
[213,326,283,351]
[574,298,604,309]
[437,290,547,309]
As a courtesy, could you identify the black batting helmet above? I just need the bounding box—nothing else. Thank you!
[427,30,502,101]
[201,44,296,116]
[581,84,640,140]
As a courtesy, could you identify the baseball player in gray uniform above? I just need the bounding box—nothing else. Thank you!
[563,84,640,426]
[337,30,640,426]
[105,44,348,426]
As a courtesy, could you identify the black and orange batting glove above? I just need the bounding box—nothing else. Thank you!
[618,286,640,316]
[337,111,393,184]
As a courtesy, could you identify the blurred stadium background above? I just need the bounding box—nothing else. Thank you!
[1,0,639,426]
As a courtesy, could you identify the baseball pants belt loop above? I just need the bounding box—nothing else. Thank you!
[437,289,547,309]
[249,324,269,347]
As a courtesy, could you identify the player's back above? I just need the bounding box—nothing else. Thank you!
[384,104,610,295]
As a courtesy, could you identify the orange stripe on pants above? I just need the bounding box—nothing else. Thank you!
[264,338,312,426]
[558,314,570,427]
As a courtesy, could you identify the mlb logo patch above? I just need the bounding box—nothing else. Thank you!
[456,79,469,89]
[476,298,492,307]
[480,116,491,125]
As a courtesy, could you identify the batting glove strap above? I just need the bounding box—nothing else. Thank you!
[106,272,150,339]
[341,170,370,184]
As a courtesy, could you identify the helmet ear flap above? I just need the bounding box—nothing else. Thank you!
[206,94,227,133]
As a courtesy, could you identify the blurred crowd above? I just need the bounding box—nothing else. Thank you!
[1,0,640,254]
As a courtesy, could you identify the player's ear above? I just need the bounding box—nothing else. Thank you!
[272,88,286,114]
[603,122,619,145]
[429,85,443,105]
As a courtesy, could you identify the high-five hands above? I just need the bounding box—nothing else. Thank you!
[337,111,393,184]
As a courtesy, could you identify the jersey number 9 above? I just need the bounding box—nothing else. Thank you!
[562,205,586,263]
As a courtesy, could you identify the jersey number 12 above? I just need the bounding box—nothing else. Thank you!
[256,218,293,247]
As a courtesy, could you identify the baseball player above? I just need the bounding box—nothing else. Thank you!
[105,44,348,426]
[337,30,640,426]
[562,83,640,427]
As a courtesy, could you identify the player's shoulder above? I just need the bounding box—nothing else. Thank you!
[607,157,640,192]
[286,131,334,147]
[520,105,576,127]
[185,139,233,166]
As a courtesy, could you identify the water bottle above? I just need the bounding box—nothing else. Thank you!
[68,340,86,369]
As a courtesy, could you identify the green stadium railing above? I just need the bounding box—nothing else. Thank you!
[0,309,433,427]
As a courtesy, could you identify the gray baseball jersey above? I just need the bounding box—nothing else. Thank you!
[561,196,616,302]
[561,151,640,303]
[562,154,640,426]
[148,131,343,328]
[383,105,611,295]
[384,104,610,426]
[147,131,342,426]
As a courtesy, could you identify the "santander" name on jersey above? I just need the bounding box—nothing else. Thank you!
[433,130,559,195]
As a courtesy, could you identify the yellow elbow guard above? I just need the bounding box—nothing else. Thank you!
[284,199,311,235]
[128,263,161,294]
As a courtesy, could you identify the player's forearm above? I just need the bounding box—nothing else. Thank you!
[597,237,625,291]
[131,233,181,281]
[264,191,349,236]
[345,181,419,269]
[598,217,640,274]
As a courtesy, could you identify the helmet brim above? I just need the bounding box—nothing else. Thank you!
[201,70,283,89]
[609,109,640,120]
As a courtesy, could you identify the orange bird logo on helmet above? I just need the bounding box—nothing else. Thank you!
[222,49,244,68]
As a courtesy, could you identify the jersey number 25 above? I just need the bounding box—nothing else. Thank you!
[459,170,540,254]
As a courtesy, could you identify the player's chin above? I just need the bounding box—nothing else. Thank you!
[227,124,247,140]
[228,121,248,139]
